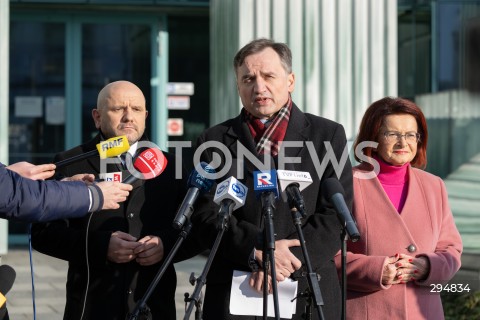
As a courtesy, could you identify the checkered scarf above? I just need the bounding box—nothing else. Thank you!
[243,96,292,156]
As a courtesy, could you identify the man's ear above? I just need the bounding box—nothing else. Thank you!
[288,73,295,92]
[92,109,101,129]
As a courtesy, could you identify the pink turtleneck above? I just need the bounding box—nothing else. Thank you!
[374,155,409,213]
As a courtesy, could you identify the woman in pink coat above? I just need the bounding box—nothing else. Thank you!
[335,97,463,319]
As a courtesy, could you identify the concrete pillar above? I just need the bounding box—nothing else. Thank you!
[0,0,10,257]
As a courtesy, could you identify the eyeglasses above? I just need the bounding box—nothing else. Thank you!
[383,131,421,144]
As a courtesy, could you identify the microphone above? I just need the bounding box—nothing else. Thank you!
[172,162,216,230]
[321,178,360,242]
[253,170,279,199]
[213,177,248,228]
[253,170,279,216]
[0,264,16,313]
[122,148,168,184]
[55,135,130,169]
[277,170,313,217]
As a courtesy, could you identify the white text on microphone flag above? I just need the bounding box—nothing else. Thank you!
[277,170,313,202]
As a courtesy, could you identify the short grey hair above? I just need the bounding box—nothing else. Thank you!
[233,38,293,74]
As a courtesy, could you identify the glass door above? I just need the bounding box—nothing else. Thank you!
[9,21,66,165]
[8,21,67,240]
[81,23,153,142]
[8,13,166,244]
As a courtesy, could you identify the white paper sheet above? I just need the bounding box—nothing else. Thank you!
[229,270,298,319]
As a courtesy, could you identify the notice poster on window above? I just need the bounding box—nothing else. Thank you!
[45,96,65,125]
[15,96,43,118]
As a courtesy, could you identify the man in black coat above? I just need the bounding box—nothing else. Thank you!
[31,81,187,320]
[191,39,353,319]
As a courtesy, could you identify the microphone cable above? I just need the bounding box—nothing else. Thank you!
[26,202,96,320]
[79,211,95,320]
[28,224,37,320]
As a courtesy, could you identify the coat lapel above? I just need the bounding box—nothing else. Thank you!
[226,114,265,176]
[279,103,310,168]
[354,164,433,255]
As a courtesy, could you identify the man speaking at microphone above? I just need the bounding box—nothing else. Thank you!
[191,39,353,319]
[31,81,187,320]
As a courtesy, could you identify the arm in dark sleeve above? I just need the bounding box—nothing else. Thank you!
[291,123,353,264]
[0,163,92,222]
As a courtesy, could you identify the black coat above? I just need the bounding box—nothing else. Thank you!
[191,104,353,320]
[31,134,187,320]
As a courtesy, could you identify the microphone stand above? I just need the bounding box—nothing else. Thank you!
[260,192,280,320]
[183,199,235,320]
[127,221,193,320]
[289,207,325,320]
[340,229,348,320]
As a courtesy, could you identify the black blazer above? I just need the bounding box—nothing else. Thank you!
[191,103,353,320]
[31,134,187,320]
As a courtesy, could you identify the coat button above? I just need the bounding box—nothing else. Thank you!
[128,213,134,219]
[127,289,133,294]
[407,244,416,253]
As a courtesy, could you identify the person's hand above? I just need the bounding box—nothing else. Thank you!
[255,239,302,282]
[61,173,95,183]
[249,270,273,294]
[107,231,141,263]
[394,254,431,282]
[6,161,56,180]
[133,235,164,266]
[382,254,402,285]
[410,256,430,281]
[95,181,132,210]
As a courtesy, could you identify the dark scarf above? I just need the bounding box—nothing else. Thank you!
[243,96,292,157]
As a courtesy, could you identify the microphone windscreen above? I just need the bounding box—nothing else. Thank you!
[132,148,168,180]
[96,135,130,159]
[0,265,16,296]
[187,162,216,193]
[322,178,345,199]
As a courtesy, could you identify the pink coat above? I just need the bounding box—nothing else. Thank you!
[335,164,463,320]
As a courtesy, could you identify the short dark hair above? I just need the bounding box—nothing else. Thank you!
[233,38,292,73]
[354,96,429,169]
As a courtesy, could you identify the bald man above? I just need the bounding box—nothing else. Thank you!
[31,81,187,320]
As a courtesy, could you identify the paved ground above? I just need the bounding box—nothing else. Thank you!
[1,248,207,320]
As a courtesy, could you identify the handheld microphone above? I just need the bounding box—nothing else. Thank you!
[213,177,248,228]
[55,135,130,169]
[321,178,360,242]
[277,170,313,217]
[122,148,168,184]
[0,265,16,310]
[172,162,216,230]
